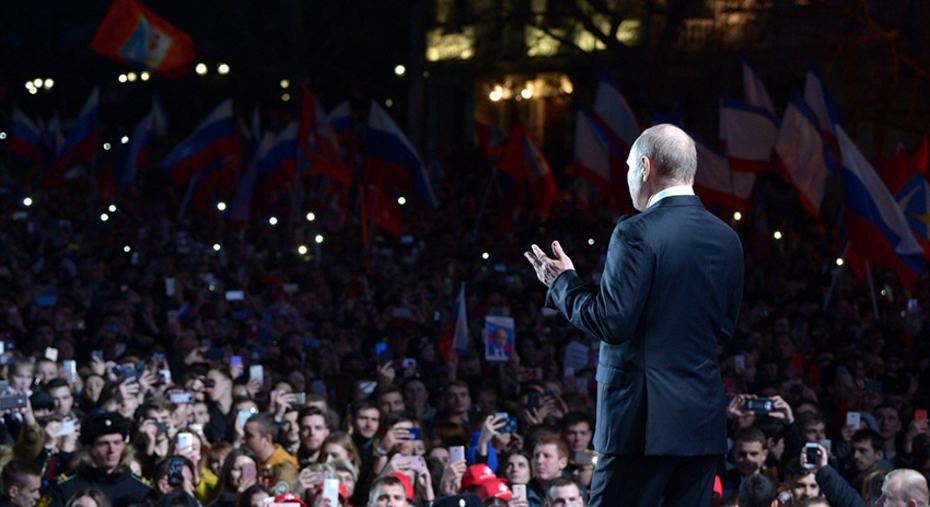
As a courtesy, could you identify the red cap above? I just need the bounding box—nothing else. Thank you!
[314,481,348,500]
[460,464,497,491]
[387,471,415,500]
[478,479,512,501]
[713,475,723,496]
[273,493,307,507]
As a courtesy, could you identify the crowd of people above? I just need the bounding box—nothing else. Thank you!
[0,123,927,507]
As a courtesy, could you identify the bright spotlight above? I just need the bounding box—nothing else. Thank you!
[23,197,33,207]
[836,258,844,266]
[140,71,150,81]
[385,98,393,107]
[217,202,227,211]
[108,204,116,212]
[100,213,109,222]
[282,93,290,102]
[33,79,42,88]
[269,216,278,225]
[213,244,221,252]
[482,252,489,260]
[314,235,324,244]
[43,79,54,89]
[587,238,594,246]
[306,212,316,222]
[733,211,742,221]
[195,63,208,75]
[103,143,112,151]
[397,196,407,205]
[0,132,6,140]
[118,74,128,83]
[121,136,129,144]
[217,63,230,75]
[394,65,406,76]
[773,231,782,240]
[123,246,131,253]
[298,245,308,255]
[127,72,137,82]
[280,79,290,89]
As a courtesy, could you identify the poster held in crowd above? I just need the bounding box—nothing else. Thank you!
[485,316,515,362]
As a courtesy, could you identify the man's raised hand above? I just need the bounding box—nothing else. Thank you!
[524,241,575,287]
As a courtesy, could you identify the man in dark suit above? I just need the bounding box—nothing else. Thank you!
[525,124,744,507]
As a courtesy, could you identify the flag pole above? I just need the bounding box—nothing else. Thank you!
[865,259,879,318]
[468,162,499,243]
[822,241,850,312]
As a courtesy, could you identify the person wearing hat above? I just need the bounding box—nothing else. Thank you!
[38,412,156,507]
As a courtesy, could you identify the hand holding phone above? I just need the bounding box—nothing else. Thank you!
[450,445,465,464]
[804,442,819,470]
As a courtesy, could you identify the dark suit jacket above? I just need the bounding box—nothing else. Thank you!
[547,195,743,456]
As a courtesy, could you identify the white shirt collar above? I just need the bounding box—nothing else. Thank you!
[647,185,695,209]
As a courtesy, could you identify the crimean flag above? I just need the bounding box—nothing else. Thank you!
[838,126,924,290]
[9,108,42,162]
[298,87,351,185]
[693,136,756,211]
[90,0,195,77]
[48,87,100,187]
[162,99,239,184]
[566,109,611,208]
[498,119,557,219]
[718,94,779,173]
[365,100,439,210]
[772,94,836,219]
[742,55,776,116]
[803,64,840,150]
[439,283,468,361]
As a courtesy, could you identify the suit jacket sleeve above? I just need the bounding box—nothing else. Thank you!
[546,217,652,345]
[815,465,867,507]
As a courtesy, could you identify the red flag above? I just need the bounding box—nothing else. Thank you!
[365,185,403,238]
[90,0,195,77]
[498,119,557,219]
[298,87,352,185]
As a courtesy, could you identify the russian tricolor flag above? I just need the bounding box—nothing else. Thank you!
[9,108,42,162]
[838,126,924,289]
[365,100,438,210]
[568,109,615,207]
[773,94,836,219]
[115,113,153,191]
[719,94,779,173]
[48,87,100,186]
[162,99,238,184]
[228,131,275,227]
[439,283,468,361]
[258,121,298,197]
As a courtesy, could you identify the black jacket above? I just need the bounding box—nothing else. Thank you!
[39,465,156,507]
[548,195,744,456]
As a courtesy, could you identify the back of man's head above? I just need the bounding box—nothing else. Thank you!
[247,412,277,440]
[883,469,930,506]
[631,124,697,184]
[738,474,776,507]
[1,459,39,496]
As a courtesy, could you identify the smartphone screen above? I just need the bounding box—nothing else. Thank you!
[249,365,264,386]
[241,462,256,482]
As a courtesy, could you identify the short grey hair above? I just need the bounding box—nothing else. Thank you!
[884,469,930,506]
[631,124,697,185]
